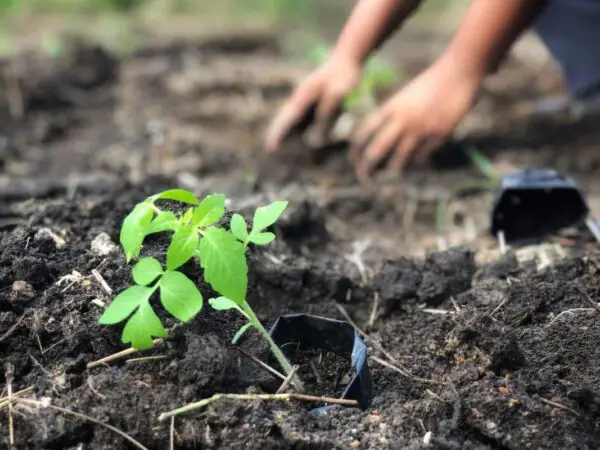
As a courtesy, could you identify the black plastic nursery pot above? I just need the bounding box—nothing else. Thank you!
[268,313,372,412]
[490,168,589,242]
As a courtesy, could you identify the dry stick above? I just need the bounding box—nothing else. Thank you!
[276,365,299,394]
[371,356,445,385]
[0,387,34,410]
[169,417,175,450]
[91,269,113,296]
[158,393,359,421]
[87,339,163,369]
[545,308,595,328]
[497,230,507,254]
[368,292,379,327]
[235,346,286,381]
[125,355,169,365]
[489,297,508,318]
[0,315,26,343]
[337,302,442,384]
[577,286,600,314]
[15,398,149,450]
[538,397,580,416]
[4,363,15,449]
[335,304,407,363]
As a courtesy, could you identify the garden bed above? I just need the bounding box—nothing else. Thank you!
[2,32,600,449]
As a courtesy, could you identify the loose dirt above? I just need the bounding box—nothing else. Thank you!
[2,31,600,449]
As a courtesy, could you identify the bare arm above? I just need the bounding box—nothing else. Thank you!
[332,0,423,64]
[439,0,547,78]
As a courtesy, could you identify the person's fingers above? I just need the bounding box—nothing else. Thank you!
[265,83,319,153]
[348,112,387,164]
[355,120,404,180]
[412,137,444,167]
[313,90,345,142]
[386,135,422,174]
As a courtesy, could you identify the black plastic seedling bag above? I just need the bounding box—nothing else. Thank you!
[268,313,371,412]
[491,168,589,241]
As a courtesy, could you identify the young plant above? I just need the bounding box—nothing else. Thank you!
[98,189,303,390]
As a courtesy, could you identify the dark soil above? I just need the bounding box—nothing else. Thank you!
[2,31,600,450]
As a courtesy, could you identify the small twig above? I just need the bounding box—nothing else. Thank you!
[450,297,461,312]
[125,355,169,365]
[368,292,379,327]
[235,346,286,382]
[276,365,299,394]
[4,363,15,448]
[489,297,508,318]
[421,308,454,315]
[336,304,409,363]
[15,398,149,449]
[87,376,106,400]
[538,396,580,416]
[87,340,163,369]
[425,389,447,403]
[92,269,113,296]
[544,308,595,328]
[0,315,26,343]
[169,417,175,450]
[41,338,67,355]
[371,356,445,385]
[577,286,600,314]
[497,230,507,254]
[158,393,358,421]
[0,387,34,411]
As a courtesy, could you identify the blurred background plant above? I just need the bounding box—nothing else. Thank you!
[0,0,470,57]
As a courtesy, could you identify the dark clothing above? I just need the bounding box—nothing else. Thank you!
[533,0,600,98]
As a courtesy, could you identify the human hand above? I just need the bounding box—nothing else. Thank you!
[349,58,482,180]
[265,54,362,153]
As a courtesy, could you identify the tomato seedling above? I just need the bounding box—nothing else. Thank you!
[98,189,302,390]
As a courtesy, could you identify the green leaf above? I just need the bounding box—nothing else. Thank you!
[248,232,275,245]
[251,201,288,234]
[198,227,248,303]
[121,301,167,350]
[180,208,194,225]
[120,202,154,262]
[231,322,253,345]
[147,211,178,234]
[150,189,199,205]
[192,194,226,228]
[132,257,163,286]
[166,226,199,271]
[230,214,248,242]
[98,285,153,325]
[463,146,499,181]
[208,296,249,318]
[160,271,203,322]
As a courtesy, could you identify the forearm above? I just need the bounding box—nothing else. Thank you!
[439,0,547,77]
[332,0,422,64]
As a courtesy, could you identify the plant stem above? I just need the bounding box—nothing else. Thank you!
[240,301,304,392]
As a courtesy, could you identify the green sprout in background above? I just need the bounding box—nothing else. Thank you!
[98,188,303,391]
[309,44,401,111]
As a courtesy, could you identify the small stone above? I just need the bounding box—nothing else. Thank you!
[486,421,497,430]
[91,233,118,256]
[11,280,35,299]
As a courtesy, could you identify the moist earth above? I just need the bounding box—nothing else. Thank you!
[1,34,600,450]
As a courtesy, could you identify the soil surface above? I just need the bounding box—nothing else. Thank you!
[2,31,600,449]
